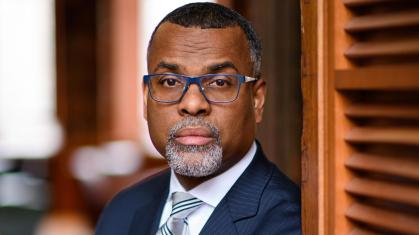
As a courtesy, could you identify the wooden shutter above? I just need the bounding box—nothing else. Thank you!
[339,1,419,234]
[302,0,419,234]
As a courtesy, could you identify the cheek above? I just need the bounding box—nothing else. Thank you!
[234,90,256,128]
[215,93,256,146]
[146,103,176,155]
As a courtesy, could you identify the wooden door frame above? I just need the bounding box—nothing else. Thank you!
[301,0,332,234]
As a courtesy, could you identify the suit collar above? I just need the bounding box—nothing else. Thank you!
[200,142,273,233]
[226,142,272,221]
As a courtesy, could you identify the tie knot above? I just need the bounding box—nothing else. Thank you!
[172,192,197,204]
[157,192,203,235]
[170,192,203,218]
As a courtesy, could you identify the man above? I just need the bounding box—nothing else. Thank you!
[96,2,301,235]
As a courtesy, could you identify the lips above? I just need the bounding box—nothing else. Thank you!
[175,127,214,145]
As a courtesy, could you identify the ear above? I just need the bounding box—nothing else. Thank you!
[252,79,266,123]
[143,82,148,121]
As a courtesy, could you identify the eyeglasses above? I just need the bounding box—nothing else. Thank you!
[143,74,258,103]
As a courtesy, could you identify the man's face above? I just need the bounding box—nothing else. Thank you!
[145,23,265,176]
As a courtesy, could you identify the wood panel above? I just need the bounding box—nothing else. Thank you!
[308,0,419,234]
[349,228,382,235]
[345,38,419,59]
[345,153,419,180]
[53,0,98,213]
[345,104,419,120]
[346,203,419,234]
[345,177,419,206]
[96,0,139,142]
[342,0,401,7]
[301,0,319,234]
[345,9,419,33]
[345,127,419,146]
[335,66,419,90]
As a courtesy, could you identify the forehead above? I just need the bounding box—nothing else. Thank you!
[148,23,251,73]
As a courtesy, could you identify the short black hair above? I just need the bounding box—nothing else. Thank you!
[147,2,262,78]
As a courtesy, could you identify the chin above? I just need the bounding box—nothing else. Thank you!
[166,145,223,177]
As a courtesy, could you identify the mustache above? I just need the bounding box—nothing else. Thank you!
[167,117,220,141]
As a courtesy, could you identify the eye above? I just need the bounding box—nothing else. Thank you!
[215,79,226,86]
[158,77,182,87]
[208,78,231,87]
[164,79,177,86]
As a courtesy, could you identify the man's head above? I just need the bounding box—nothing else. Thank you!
[143,2,266,181]
[148,2,262,78]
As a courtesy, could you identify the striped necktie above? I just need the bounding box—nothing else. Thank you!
[157,192,204,235]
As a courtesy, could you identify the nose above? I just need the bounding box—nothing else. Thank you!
[178,84,211,116]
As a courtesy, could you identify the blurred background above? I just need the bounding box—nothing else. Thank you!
[0,0,301,234]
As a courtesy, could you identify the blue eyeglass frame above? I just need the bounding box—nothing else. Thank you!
[143,73,259,104]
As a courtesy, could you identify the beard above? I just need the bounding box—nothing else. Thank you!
[165,117,223,177]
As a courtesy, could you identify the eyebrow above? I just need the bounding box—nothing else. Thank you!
[207,61,239,73]
[155,61,179,72]
[153,61,239,74]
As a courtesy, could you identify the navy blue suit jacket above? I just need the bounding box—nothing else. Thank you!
[95,144,301,234]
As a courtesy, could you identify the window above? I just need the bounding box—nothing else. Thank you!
[0,0,62,159]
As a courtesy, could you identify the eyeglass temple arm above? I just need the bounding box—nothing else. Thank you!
[244,76,258,83]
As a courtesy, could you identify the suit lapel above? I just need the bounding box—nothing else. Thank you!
[200,144,273,234]
[198,198,237,234]
[128,172,170,235]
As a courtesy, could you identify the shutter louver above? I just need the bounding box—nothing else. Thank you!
[338,0,419,234]
[346,203,419,234]
[345,153,419,180]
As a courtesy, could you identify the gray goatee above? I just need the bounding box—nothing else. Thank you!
[165,117,222,177]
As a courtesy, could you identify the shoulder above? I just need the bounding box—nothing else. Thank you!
[256,161,301,234]
[265,163,301,207]
[107,169,170,207]
[238,143,301,234]
[253,143,300,209]
[249,143,300,210]
[94,169,170,235]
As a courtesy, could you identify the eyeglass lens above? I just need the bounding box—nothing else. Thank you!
[148,74,240,102]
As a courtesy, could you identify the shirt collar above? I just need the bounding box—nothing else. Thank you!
[168,141,257,208]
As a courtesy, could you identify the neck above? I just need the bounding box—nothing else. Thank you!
[175,173,211,190]
[173,156,241,190]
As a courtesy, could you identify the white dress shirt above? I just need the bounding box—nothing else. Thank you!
[158,141,257,235]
